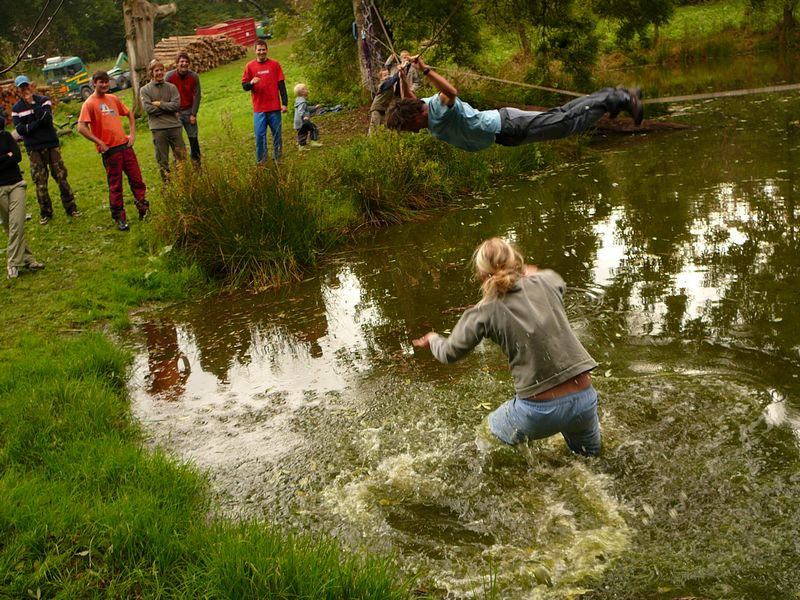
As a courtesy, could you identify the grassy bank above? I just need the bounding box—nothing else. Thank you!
[0,334,408,597]
[158,129,544,288]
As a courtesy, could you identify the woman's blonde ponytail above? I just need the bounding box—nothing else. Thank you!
[472,238,524,301]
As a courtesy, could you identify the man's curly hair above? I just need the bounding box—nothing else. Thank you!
[386,98,425,131]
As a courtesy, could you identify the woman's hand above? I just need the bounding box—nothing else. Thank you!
[412,332,437,348]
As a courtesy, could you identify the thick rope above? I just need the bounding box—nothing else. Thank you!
[369,0,398,62]
[430,65,800,104]
[429,65,584,97]
[643,82,800,104]
[417,0,467,59]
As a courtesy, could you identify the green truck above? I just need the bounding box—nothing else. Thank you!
[43,52,130,102]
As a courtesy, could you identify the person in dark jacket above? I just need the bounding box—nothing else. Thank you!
[11,75,80,225]
[166,52,202,165]
[0,115,44,279]
[368,68,401,136]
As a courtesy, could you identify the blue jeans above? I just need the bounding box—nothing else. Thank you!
[254,110,282,162]
[495,88,630,146]
[488,385,601,456]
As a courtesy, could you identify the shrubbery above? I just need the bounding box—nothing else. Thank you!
[158,131,544,288]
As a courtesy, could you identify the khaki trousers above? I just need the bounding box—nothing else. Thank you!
[151,126,186,180]
[0,180,36,268]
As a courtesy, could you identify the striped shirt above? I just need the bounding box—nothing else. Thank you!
[11,94,59,151]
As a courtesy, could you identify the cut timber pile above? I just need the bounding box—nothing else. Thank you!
[1,82,58,127]
[153,34,247,73]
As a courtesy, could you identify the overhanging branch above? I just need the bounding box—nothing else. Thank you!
[0,0,66,76]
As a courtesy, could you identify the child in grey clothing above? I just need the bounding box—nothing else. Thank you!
[293,83,321,148]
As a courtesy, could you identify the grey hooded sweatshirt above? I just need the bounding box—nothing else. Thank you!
[428,269,597,398]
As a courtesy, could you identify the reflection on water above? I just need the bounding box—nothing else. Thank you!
[130,88,800,597]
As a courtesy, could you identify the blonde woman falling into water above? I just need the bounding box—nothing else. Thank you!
[413,238,601,455]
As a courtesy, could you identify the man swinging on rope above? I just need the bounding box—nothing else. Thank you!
[386,55,643,152]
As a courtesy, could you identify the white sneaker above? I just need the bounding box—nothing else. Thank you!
[7,265,19,279]
[309,140,323,147]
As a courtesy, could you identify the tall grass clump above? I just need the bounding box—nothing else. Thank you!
[157,126,546,289]
[315,131,502,224]
[310,128,545,227]
[158,159,328,289]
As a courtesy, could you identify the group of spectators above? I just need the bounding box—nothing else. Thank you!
[1,52,203,279]
[1,38,315,281]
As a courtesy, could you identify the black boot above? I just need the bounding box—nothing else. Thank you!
[627,87,643,126]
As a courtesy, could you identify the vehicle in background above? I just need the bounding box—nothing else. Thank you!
[256,17,272,39]
[42,53,130,102]
[43,56,93,102]
[107,52,131,91]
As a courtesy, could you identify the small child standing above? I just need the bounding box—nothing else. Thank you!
[293,83,321,148]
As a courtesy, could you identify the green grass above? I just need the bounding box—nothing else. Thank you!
[0,333,411,598]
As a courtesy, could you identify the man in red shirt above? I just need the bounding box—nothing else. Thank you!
[241,39,288,163]
[166,52,202,165]
[77,70,149,231]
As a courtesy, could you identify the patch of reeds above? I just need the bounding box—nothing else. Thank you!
[159,159,328,289]
[0,333,410,598]
[314,131,491,224]
[157,131,544,288]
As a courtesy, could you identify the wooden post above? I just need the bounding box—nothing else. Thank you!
[123,0,177,114]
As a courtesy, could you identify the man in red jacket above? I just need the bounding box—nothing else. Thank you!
[166,52,201,165]
[241,39,288,163]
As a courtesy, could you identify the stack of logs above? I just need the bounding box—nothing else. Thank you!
[1,81,58,127]
[153,34,247,73]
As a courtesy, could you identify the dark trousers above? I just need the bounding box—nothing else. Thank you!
[28,146,77,218]
[495,88,630,146]
[179,110,201,164]
[102,145,148,221]
[296,121,319,145]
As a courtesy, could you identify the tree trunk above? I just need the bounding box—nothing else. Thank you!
[352,0,385,96]
[783,3,796,34]
[123,0,177,115]
[517,24,531,56]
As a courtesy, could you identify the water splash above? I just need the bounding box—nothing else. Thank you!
[321,413,631,599]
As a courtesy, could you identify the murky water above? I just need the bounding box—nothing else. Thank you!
[129,72,800,598]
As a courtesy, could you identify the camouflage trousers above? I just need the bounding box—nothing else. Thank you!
[28,146,77,218]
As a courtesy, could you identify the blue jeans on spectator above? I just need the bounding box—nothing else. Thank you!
[488,385,601,456]
[254,110,282,163]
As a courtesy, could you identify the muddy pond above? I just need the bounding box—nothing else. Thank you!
[128,64,800,599]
